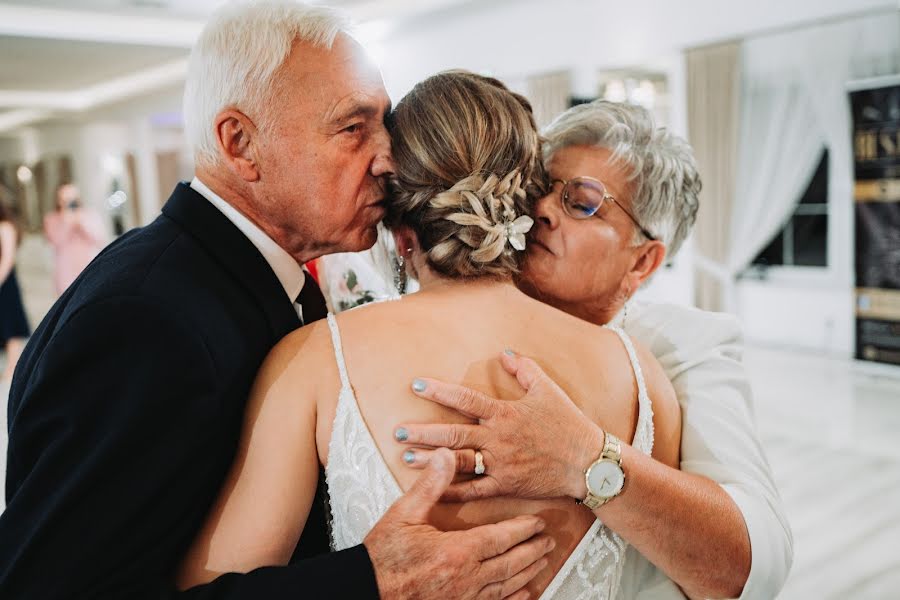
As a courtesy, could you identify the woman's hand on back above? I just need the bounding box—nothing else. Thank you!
[393,351,604,502]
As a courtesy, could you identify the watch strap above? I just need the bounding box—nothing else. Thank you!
[581,432,624,509]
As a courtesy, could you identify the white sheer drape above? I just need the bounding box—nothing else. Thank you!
[687,42,741,312]
[695,11,900,312]
[728,83,825,273]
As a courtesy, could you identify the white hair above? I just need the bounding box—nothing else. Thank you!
[542,100,701,259]
[183,0,350,167]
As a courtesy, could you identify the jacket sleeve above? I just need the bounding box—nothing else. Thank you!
[1,295,379,599]
[630,304,794,599]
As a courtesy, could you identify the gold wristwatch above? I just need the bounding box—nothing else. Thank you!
[581,432,625,509]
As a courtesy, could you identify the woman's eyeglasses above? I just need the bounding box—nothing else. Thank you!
[553,176,657,241]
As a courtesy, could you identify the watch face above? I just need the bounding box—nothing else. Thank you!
[587,460,624,497]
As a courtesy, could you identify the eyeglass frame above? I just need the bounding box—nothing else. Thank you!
[551,176,658,241]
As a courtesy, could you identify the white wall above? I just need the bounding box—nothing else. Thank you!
[737,274,855,355]
[368,0,895,99]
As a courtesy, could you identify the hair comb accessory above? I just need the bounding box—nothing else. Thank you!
[434,169,533,261]
[504,215,534,251]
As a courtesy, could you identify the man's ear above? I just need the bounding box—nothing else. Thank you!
[213,109,260,182]
[624,240,667,293]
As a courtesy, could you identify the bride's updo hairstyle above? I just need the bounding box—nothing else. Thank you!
[385,70,547,279]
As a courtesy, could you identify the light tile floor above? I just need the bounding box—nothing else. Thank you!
[747,347,900,599]
[2,309,899,597]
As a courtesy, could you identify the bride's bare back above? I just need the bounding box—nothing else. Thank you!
[302,281,680,596]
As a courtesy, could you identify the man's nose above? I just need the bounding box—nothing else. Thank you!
[371,128,394,177]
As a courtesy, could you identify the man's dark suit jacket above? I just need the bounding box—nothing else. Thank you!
[0,183,379,598]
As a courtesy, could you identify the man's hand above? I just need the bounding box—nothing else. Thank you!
[364,448,554,600]
[393,351,604,502]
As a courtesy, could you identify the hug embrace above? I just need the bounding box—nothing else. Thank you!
[0,1,792,599]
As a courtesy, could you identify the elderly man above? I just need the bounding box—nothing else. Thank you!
[396,101,793,599]
[0,2,551,599]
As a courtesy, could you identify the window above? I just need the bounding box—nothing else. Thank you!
[751,150,829,268]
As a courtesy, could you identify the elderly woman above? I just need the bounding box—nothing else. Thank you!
[396,100,793,599]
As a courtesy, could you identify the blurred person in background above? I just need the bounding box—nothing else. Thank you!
[0,194,29,384]
[43,182,108,296]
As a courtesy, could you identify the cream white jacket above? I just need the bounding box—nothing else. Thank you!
[617,301,794,599]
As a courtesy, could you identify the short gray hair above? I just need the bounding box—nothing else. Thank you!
[542,100,701,259]
[184,0,350,167]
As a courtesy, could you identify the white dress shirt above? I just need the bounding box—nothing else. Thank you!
[616,300,794,600]
[190,177,310,323]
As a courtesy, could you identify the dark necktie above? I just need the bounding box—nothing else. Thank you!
[296,272,328,325]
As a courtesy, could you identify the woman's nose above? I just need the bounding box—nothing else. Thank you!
[534,189,561,230]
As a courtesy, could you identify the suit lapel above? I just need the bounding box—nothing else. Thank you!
[161,183,300,339]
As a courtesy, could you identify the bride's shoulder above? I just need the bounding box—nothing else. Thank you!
[332,295,412,330]
[280,315,332,348]
[264,318,335,377]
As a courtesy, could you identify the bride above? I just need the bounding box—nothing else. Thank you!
[177,70,682,598]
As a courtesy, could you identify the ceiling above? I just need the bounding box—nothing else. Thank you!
[0,0,477,134]
[1,0,896,136]
[1,0,226,17]
[0,0,374,19]
[0,35,188,91]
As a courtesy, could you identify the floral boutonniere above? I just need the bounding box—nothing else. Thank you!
[337,269,378,311]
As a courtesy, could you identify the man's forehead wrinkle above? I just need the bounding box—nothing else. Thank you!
[323,91,387,122]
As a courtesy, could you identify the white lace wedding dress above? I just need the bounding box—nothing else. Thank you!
[323,313,655,599]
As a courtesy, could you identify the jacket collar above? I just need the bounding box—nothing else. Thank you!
[161,182,301,339]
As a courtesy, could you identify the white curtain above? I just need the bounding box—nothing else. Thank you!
[526,71,571,129]
[728,83,825,273]
[686,42,741,312]
[695,11,900,312]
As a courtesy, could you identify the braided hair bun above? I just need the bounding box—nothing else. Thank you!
[385,70,547,279]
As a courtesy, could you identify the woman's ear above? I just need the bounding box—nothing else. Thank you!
[214,109,260,182]
[392,226,424,280]
[391,226,419,258]
[624,240,667,294]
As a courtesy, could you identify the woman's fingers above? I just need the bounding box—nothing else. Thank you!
[394,422,483,449]
[401,447,478,474]
[409,377,499,419]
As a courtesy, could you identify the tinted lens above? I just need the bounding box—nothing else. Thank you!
[562,178,606,219]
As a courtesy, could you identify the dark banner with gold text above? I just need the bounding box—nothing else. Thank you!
[852,78,900,365]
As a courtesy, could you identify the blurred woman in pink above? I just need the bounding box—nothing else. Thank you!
[43,183,108,296]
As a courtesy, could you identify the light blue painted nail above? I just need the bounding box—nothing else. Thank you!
[504,348,515,356]
[412,378,427,393]
[395,427,409,442]
[403,450,416,464]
